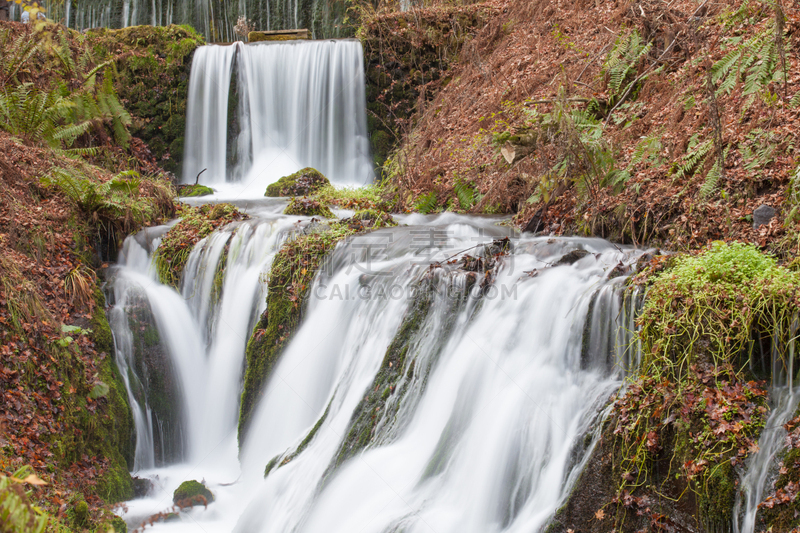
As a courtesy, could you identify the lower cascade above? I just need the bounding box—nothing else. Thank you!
[109,208,649,532]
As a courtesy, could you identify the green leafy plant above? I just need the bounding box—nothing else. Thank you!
[640,242,800,376]
[0,467,49,533]
[414,191,439,214]
[711,12,787,103]
[0,84,89,149]
[671,133,714,181]
[453,176,481,210]
[603,30,654,106]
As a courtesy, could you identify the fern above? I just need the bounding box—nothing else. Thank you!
[0,28,41,85]
[672,134,714,180]
[603,30,654,104]
[740,128,777,174]
[454,177,481,210]
[699,154,725,199]
[0,84,77,148]
[711,17,787,98]
[414,191,439,214]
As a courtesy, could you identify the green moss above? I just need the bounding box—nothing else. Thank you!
[85,25,205,175]
[283,198,336,218]
[177,184,214,197]
[265,167,330,197]
[73,499,88,528]
[238,222,358,444]
[173,480,214,507]
[153,203,248,288]
[639,242,800,376]
[310,183,397,212]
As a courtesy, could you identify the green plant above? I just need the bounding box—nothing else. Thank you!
[672,133,714,181]
[711,12,787,104]
[0,467,49,533]
[415,191,439,214]
[0,84,89,149]
[0,28,42,86]
[603,30,654,106]
[453,176,481,210]
[639,242,800,376]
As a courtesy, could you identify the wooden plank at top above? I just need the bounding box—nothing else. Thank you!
[249,29,311,42]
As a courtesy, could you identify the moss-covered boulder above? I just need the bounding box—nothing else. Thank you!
[265,167,330,197]
[173,480,214,508]
[283,197,335,218]
[177,184,214,197]
[239,222,358,444]
[153,203,248,287]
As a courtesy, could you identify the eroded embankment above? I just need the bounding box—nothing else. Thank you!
[371,0,800,261]
[0,20,191,532]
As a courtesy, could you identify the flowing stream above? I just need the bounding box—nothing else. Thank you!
[183,41,373,197]
[108,208,648,532]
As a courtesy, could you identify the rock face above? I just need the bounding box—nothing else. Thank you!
[265,167,330,197]
[753,204,776,228]
[173,480,214,507]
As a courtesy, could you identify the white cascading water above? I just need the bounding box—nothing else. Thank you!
[108,210,649,532]
[182,40,373,197]
[734,326,799,533]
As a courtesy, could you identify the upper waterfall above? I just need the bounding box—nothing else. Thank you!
[182,40,374,197]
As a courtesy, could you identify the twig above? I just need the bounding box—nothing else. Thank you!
[194,168,207,185]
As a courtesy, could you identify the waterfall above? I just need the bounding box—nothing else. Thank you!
[734,322,799,533]
[182,40,374,196]
[109,211,649,531]
[22,0,349,42]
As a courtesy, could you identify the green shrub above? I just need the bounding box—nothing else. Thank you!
[639,242,800,376]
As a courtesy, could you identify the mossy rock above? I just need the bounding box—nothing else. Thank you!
[265,167,330,197]
[347,209,397,229]
[239,222,359,444]
[177,184,214,197]
[283,198,335,218]
[173,480,214,507]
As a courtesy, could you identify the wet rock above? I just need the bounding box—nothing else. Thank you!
[753,204,776,228]
[132,476,154,498]
[608,261,630,279]
[556,249,590,265]
[173,480,214,508]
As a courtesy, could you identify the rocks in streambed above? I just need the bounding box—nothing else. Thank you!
[265,167,330,197]
[173,480,214,508]
[556,248,590,265]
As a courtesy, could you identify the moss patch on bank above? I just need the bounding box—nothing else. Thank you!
[153,203,248,288]
[85,25,205,175]
[549,243,800,532]
[284,198,336,218]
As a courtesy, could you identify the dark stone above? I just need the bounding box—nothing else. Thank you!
[132,476,154,498]
[556,249,590,266]
[753,204,776,228]
[523,207,544,233]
